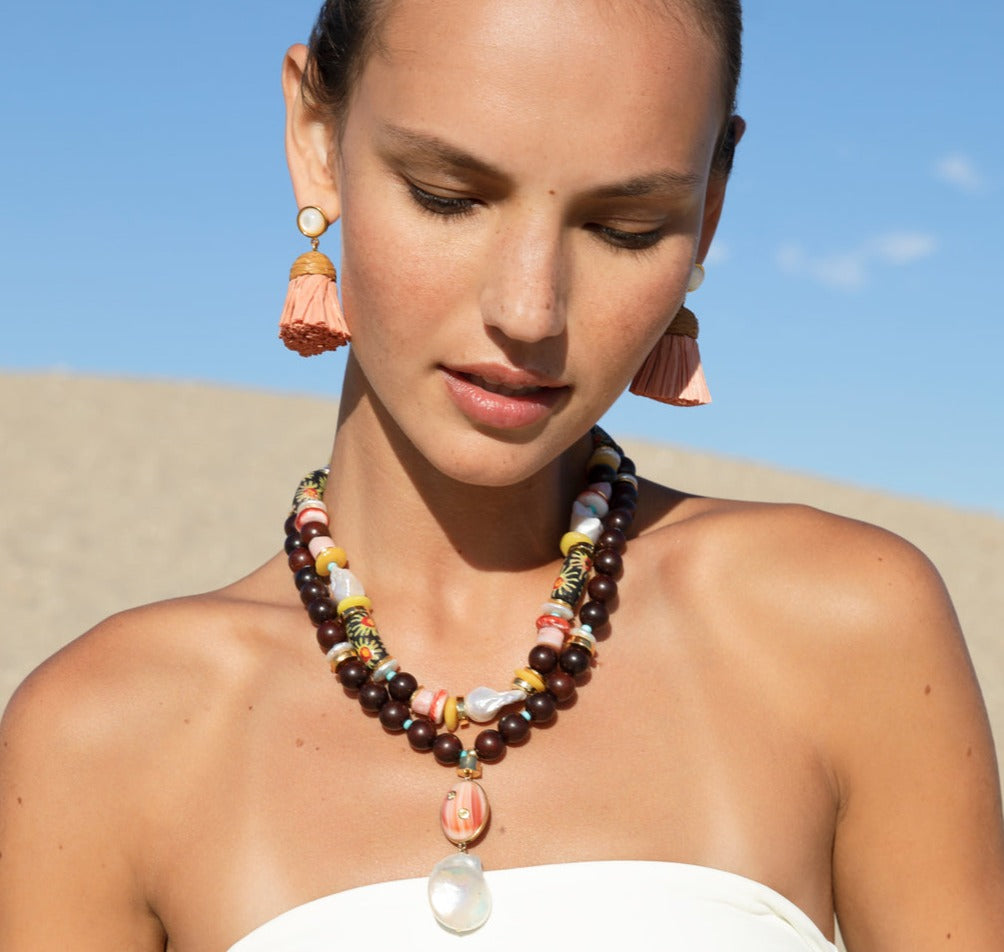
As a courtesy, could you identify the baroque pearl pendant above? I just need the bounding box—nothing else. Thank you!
[428,853,492,933]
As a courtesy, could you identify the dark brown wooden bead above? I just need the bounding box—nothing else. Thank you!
[546,671,576,703]
[499,713,530,744]
[560,645,592,676]
[379,700,410,731]
[593,549,623,578]
[298,521,328,543]
[619,456,636,475]
[597,527,626,553]
[300,580,328,606]
[388,671,419,702]
[474,729,505,761]
[587,574,617,602]
[528,644,558,674]
[284,513,297,536]
[315,620,343,653]
[433,732,463,765]
[407,718,437,751]
[307,597,338,626]
[604,509,633,532]
[359,682,388,712]
[579,600,609,629]
[284,531,303,555]
[587,463,617,484]
[525,691,556,723]
[337,659,369,690]
[294,566,319,590]
[288,547,314,572]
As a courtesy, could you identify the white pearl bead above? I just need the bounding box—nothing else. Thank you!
[428,853,491,934]
[465,686,525,723]
[297,206,328,239]
[687,262,706,292]
[571,516,603,543]
[329,568,364,602]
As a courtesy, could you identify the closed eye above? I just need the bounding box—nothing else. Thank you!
[408,182,479,218]
[586,222,665,252]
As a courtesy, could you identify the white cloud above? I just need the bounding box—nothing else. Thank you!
[775,231,938,291]
[934,153,984,193]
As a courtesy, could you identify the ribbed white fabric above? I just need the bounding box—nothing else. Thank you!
[227,861,837,951]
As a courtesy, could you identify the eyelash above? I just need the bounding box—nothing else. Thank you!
[407,182,665,252]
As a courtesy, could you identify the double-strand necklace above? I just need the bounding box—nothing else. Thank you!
[282,427,637,933]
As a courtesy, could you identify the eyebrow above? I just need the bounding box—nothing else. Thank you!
[380,124,507,179]
[379,123,703,197]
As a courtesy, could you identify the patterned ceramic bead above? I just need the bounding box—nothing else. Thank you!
[550,544,593,607]
[341,607,388,666]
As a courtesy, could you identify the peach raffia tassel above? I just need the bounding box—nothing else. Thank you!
[629,306,711,406]
[278,206,351,357]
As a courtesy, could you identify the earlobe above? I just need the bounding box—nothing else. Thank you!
[282,43,341,221]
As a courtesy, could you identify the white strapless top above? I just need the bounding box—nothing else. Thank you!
[227,861,837,950]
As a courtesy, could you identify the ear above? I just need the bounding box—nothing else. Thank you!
[696,115,746,263]
[282,43,341,222]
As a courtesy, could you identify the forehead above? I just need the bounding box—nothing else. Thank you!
[349,0,724,182]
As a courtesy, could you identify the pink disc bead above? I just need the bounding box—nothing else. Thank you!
[307,535,337,559]
[294,505,328,532]
[536,626,566,651]
[412,688,449,725]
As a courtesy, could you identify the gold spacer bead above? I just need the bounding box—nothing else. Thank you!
[567,633,597,656]
[512,667,546,693]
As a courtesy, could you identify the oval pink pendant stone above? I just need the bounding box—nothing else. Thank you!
[441,780,490,845]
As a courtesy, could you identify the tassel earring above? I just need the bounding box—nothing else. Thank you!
[279,206,351,357]
[629,263,711,406]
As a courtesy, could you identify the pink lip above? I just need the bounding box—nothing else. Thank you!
[440,364,568,430]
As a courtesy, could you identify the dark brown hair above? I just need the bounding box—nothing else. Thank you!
[301,0,742,173]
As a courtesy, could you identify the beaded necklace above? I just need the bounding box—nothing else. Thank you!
[282,427,637,933]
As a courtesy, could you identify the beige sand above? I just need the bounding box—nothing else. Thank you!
[2,372,1001,791]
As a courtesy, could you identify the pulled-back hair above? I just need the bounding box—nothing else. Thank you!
[301,0,742,173]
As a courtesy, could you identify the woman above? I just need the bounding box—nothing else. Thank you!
[2,0,1002,949]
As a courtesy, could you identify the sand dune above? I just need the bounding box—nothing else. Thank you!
[2,372,1001,786]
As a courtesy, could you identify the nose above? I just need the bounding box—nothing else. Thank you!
[479,214,567,343]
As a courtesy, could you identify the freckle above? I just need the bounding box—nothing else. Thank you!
[295,738,305,748]
[184,718,190,725]
[58,843,63,851]
[924,684,931,695]
[17,797,22,805]
[248,705,254,711]
[548,189,555,195]
[967,747,972,757]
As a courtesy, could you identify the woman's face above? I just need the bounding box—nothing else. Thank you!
[326,0,727,485]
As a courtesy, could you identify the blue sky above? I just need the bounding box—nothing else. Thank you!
[2,1,1001,513]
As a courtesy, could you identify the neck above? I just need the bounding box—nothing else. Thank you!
[323,356,592,585]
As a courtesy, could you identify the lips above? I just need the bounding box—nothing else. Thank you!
[440,364,568,429]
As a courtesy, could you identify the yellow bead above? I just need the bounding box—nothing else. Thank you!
[443,696,460,732]
[560,531,594,557]
[513,667,545,693]
[588,445,621,471]
[314,546,348,576]
[337,595,373,615]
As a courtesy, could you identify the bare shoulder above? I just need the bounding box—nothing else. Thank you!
[0,570,291,950]
[643,488,1004,946]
